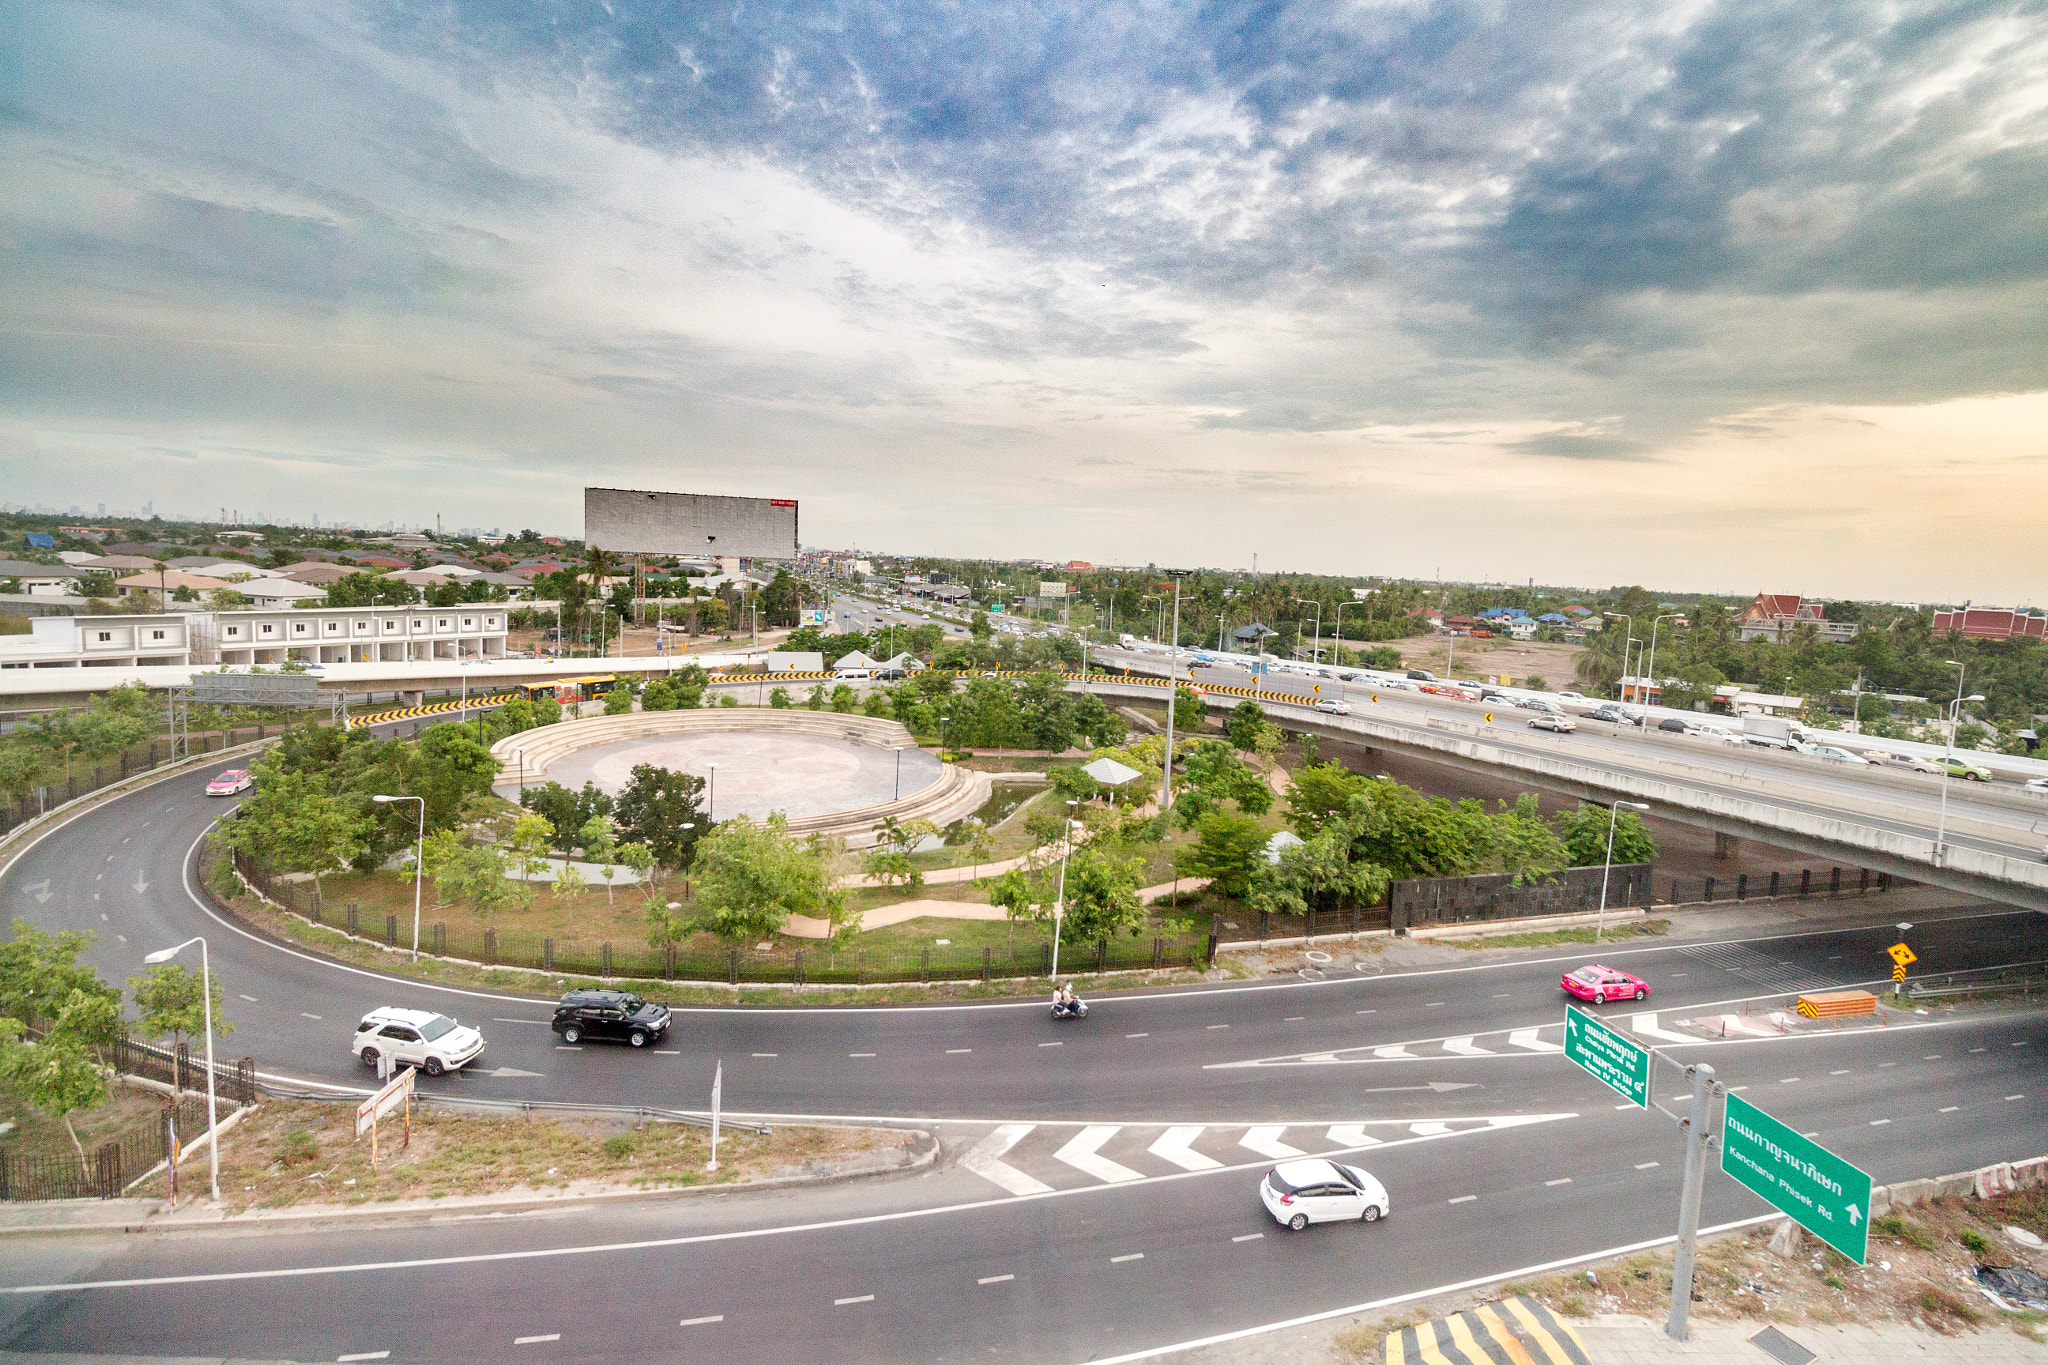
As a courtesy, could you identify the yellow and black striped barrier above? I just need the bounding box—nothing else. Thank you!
[348,696,509,731]
[1383,1296,1590,1365]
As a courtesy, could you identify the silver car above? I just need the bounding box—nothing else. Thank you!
[1261,1159,1390,1231]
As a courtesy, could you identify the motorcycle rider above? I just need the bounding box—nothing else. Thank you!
[1052,982,1082,1017]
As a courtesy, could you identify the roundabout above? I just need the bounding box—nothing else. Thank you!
[490,710,988,845]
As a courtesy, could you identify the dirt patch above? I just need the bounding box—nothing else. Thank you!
[0,1082,172,1162]
[1440,919,1671,951]
[128,1098,921,1216]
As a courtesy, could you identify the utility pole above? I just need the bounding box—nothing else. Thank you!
[1161,570,1191,810]
[1667,1062,1717,1341]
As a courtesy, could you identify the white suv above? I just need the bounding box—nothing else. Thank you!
[353,1007,486,1076]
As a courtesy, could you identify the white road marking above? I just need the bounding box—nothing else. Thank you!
[962,1125,1054,1197]
[2009,1095,2026,1101]
[1425,1002,1443,1007]
[1326,1125,1382,1148]
[1830,1069,1850,1075]
[1780,1078,1799,1084]
[1149,1127,1223,1172]
[1615,1103,1635,1110]
[1546,1178,1572,1186]
[300,1013,321,1020]
[493,1018,546,1024]
[337,1354,390,1362]
[1924,1055,1943,1060]
[1356,1009,1375,1015]
[1448,1195,1477,1204]
[835,1295,874,1305]
[752,1052,776,1057]
[1207,1024,1229,1030]
[1284,1017,1303,1022]
[1970,1048,1986,1054]
[514,1334,560,1345]
[1234,1233,1265,1242]
[1870,1119,1891,1125]
[1038,1042,1062,1048]
[947,1048,972,1054]
[1442,1037,1493,1056]
[1509,1029,1563,1053]
[1239,1127,1304,1161]
[654,1050,680,1055]
[555,1046,582,1051]
[679,1315,723,1326]
[1940,1106,1959,1113]
[849,1053,875,1058]
[240,995,257,1002]
[1055,1126,1143,1184]
[1632,1013,1693,1043]
[1409,1122,1452,1136]
[1636,1162,1660,1169]
[1126,1033,1149,1038]
[978,1274,1014,1285]
[1372,1045,1414,1059]
[1493,993,1512,998]
[1111,1253,1144,1263]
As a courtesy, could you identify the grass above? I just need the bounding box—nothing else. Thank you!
[1445,919,1672,950]
[126,1098,911,1215]
[0,1082,169,1162]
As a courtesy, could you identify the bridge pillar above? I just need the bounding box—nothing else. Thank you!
[404,690,425,706]
[1713,832,1738,861]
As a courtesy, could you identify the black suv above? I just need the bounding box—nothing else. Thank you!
[551,989,672,1049]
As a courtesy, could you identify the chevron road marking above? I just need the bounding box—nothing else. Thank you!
[1239,1127,1304,1160]
[1148,1127,1223,1172]
[1409,1122,1453,1136]
[1631,1013,1694,1043]
[1325,1125,1382,1148]
[962,1124,1053,1197]
[1694,1013,1783,1037]
[1508,1029,1564,1053]
[1441,1036,1494,1056]
[1054,1126,1144,1184]
[1372,1045,1415,1059]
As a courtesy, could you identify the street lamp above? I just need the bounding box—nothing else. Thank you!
[1292,598,1323,664]
[1595,801,1651,941]
[1640,613,1685,737]
[1161,571,1192,810]
[1604,612,1634,704]
[893,744,911,802]
[371,794,426,958]
[511,747,525,795]
[141,937,218,1204]
[706,762,717,824]
[1934,661,1985,868]
[1332,600,1355,665]
[1050,802,1081,979]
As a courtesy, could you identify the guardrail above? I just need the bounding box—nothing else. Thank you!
[1904,960,2048,1000]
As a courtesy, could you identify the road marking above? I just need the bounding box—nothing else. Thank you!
[1207,1024,1229,1030]
[1632,1013,1693,1043]
[947,1048,972,1054]
[1126,1033,1149,1038]
[1545,1178,1572,1187]
[1284,1016,1304,1022]
[1870,1119,1891,1125]
[555,1046,582,1051]
[1409,1122,1452,1136]
[679,1315,723,1326]
[1636,1162,1659,1169]
[1150,1127,1223,1172]
[1326,1125,1382,1149]
[1940,1106,1959,1113]
[1448,1195,1477,1204]
[979,1274,1014,1284]
[337,1354,390,1362]
[1442,1036,1493,1056]
[1356,1009,1375,1015]
[493,1018,546,1024]
[654,1050,680,1055]
[1111,1253,1144,1263]
[301,1013,321,1020]
[849,1053,875,1058]
[1425,1002,1443,1007]
[2009,1095,2026,1101]
[1372,1045,1414,1059]
[239,994,257,1002]
[1508,1029,1563,1053]
[1492,993,1512,998]
[1239,1127,1303,1161]
[1970,1048,1986,1053]
[962,1125,1053,1197]
[2018,1042,2031,1047]
[1830,1069,1850,1075]
[1615,1103,1635,1110]
[1880,1062,1896,1067]
[1669,973,1688,978]
[1234,1233,1265,1242]
[835,1294,874,1305]
[1055,1126,1143,1184]
[1780,1078,1799,1084]
[752,1052,777,1057]
[514,1334,560,1345]
[1039,1042,1062,1048]
[1924,1055,1943,1060]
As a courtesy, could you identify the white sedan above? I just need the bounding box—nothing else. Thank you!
[1528,714,1576,733]
[1806,745,1870,765]
[1260,1159,1390,1231]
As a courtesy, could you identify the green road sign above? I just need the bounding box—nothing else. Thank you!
[1721,1092,1872,1264]
[1563,1006,1650,1107]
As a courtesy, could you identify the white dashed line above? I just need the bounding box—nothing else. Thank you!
[654,1050,680,1055]
[1493,993,1512,998]
[1780,1078,1799,1084]
[1125,1033,1149,1038]
[849,1053,875,1058]
[2008,1095,2026,1102]
[1870,1119,1891,1126]
[979,1274,1014,1285]
[1038,1042,1062,1048]
[1111,1253,1144,1264]
[240,995,258,1003]
[1879,1062,1896,1068]
[1233,1233,1264,1242]
[835,1295,874,1306]
[555,1046,582,1051]
[493,1018,546,1024]
[1284,1017,1304,1022]
[1970,1048,1986,1054]
[1356,1009,1375,1015]
[1940,1106,1959,1113]
[752,1052,776,1058]
[1636,1162,1660,1169]
[1425,1002,1444,1007]
[1615,1103,1635,1110]
[1545,1178,1572,1187]
[1448,1195,1477,1204]
[514,1334,560,1345]
[1830,1069,1850,1076]
[1207,1024,1229,1030]
[679,1315,723,1327]
[300,1013,321,1020]
[947,1048,972,1054]
[337,1354,390,1363]
[1924,1055,1943,1060]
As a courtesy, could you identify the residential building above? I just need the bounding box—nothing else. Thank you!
[1932,607,2047,640]
[0,560,88,596]
[1735,593,1859,643]
[114,572,319,608]
[207,604,508,665]
[0,614,190,669]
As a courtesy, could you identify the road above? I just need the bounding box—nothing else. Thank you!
[0,722,2043,1362]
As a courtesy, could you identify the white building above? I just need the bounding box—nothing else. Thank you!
[0,614,191,669]
[207,605,509,666]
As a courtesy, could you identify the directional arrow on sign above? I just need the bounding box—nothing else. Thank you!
[21,880,50,904]
[1847,1204,1862,1225]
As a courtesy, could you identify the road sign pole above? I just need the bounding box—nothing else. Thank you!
[1666,1062,1716,1341]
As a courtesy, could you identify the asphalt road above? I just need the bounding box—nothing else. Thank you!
[0,729,2044,1363]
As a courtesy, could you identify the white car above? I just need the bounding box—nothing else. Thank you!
[353,1007,486,1077]
[1806,745,1870,765]
[1528,714,1577,733]
[1515,697,1561,713]
[1693,724,1742,744]
[1260,1159,1389,1231]
[2024,777,2048,794]
[1313,699,1351,715]
[1556,691,1588,702]
[1865,751,1941,773]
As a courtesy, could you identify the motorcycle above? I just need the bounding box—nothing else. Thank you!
[1050,998,1088,1020]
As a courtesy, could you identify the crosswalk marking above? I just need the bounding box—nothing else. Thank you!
[1326,1125,1382,1148]
[1239,1126,1303,1160]
[1508,1028,1563,1053]
[1442,1036,1493,1056]
[1148,1127,1222,1171]
[1054,1126,1143,1184]
[963,1124,1053,1196]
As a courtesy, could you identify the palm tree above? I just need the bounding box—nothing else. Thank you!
[582,545,618,647]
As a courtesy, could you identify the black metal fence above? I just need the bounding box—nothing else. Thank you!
[1661,866,1891,905]
[0,728,280,838]
[1391,864,1655,932]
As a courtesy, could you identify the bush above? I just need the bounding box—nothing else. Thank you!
[278,1129,320,1168]
[601,1133,635,1159]
[1959,1227,1994,1257]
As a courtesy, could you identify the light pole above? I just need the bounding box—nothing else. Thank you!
[1161,570,1191,810]
[1595,800,1651,941]
[1640,613,1684,737]
[1292,598,1323,664]
[1332,600,1354,666]
[141,937,218,1205]
[706,762,717,824]
[893,744,910,802]
[512,747,525,795]
[1604,612,1634,704]
[371,795,426,958]
[1050,801,1080,979]
[1933,662,1984,868]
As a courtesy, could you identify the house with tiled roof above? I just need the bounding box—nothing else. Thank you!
[1736,593,1859,643]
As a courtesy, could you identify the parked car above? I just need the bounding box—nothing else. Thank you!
[1561,964,1649,1005]
[551,989,672,1048]
[1260,1159,1390,1231]
[1313,698,1351,715]
[353,1007,486,1076]
[205,769,253,797]
[1805,745,1870,765]
[1864,751,1941,773]
[1556,690,1588,702]
[1528,715,1577,733]
[1932,755,1994,782]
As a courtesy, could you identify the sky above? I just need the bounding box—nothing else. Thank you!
[3,0,2045,602]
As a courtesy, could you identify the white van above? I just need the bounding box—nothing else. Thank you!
[835,668,872,681]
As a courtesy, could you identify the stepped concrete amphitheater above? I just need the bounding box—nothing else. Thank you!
[488,711,990,847]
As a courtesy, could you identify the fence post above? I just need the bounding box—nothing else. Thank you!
[981,947,990,983]
[922,946,931,984]
[602,942,612,976]
[665,944,676,979]
[1152,936,1162,969]
[434,922,445,955]
[1800,868,1812,898]
[729,947,739,985]
[1703,877,1715,903]
[236,1057,255,1107]
[1305,908,1315,942]
[174,1042,190,1096]
[484,927,497,963]
[1207,914,1221,965]
[795,949,805,987]
[347,900,359,935]
[385,914,397,946]
[544,937,554,972]
[858,950,867,987]
[95,1144,121,1200]
[1737,873,1748,901]
[1095,939,1106,973]
[1259,910,1270,942]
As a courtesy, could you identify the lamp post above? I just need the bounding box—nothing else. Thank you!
[1934,662,1985,868]
[1161,570,1191,811]
[1595,800,1651,941]
[893,745,910,802]
[1640,613,1684,737]
[706,762,717,824]
[1604,612,1634,705]
[371,794,426,958]
[511,747,525,795]
[1292,597,1323,664]
[1050,802,1080,979]
[141,937,218,1204]
[1332,600,1354,666]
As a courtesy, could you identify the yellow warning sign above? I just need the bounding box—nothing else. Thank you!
[1888,943,1917,966]
[1484,712,1495,722]
[1893,964,1907,982]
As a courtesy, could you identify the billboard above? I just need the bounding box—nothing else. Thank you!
[584,488,798,560]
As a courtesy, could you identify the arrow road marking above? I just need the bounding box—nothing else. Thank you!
[1326,1125,1383,1148]
[963,1125,1053,1197]
[486,1067,545,1079]
[1054,1126,1143,1184]
[22,881,49,904]
[130,878,149,896]
[1632,1013,1694,1043]
[1239,1127,1304,1160]
[1442,1036,1493,1056]
[1509,1029,1564,1053]
[1148,1127,1222,1172]
[1372,1045,1414,1059]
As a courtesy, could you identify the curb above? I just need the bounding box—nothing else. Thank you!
[0,1127,939,1240]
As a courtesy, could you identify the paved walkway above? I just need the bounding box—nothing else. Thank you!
[1576,1314,2048,1362]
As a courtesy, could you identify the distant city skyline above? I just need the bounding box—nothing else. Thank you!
[5,2,2044,602]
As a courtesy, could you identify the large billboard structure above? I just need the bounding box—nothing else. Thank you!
[584,488,798,560]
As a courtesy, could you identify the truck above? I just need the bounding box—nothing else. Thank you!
[1741,716,1806,749]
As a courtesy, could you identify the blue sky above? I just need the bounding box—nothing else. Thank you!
[3,0,2045,598]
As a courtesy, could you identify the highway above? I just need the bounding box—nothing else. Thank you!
[0,732,2044,1362]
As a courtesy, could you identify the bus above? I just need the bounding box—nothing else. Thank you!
[519,675,619,704]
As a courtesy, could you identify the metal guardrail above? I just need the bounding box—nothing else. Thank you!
[255,1080,774,1135]
[1905,960,2048,1000]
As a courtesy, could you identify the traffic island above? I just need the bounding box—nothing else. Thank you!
[107,1098,932,1221]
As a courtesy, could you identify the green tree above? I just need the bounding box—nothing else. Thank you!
[127,963,236,1052]
[611,764,708,871]
[551,861,586,899]
[580,816,621,904]
[1058,847,1148,943]
[0,995,116,1168]
[0,920,118,1030]
[830,684,859,713]
[769,686,792,709]
[506,812,557,883]
[1552,803,1658,868]
[1478,794,1567,885]
[1250,829,1389,917]
[603,681,635,715]
[1173,811,1268,899]
[690,814,848,946]
[618,841,658,904]
[1284,763,1374,838]
[212,766,367,893]
[1225,700,1267,752]
[1047,765,1102,803]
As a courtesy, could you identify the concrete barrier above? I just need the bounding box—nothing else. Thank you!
[1869,1153,2048,1218]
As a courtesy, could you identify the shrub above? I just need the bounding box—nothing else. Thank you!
[1958,1228,1993,1257]
[278,1129,319,1168]
[601,1133,635,1159]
